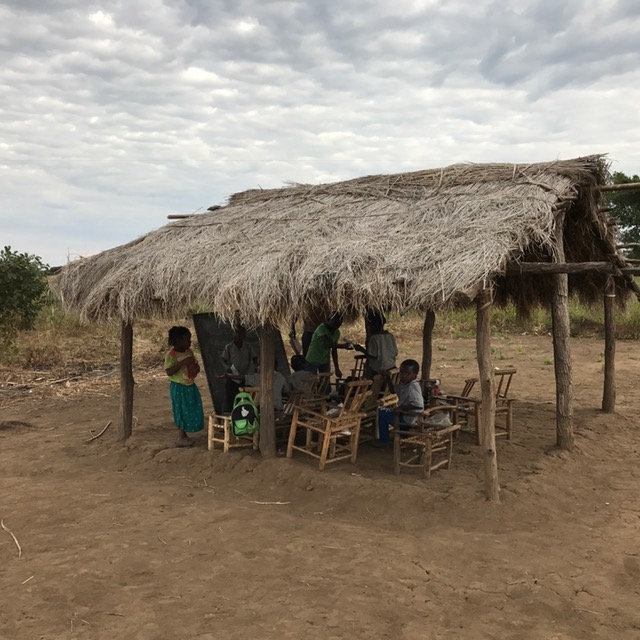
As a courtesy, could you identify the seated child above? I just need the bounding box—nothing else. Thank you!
[242,361,290,411]
[289,354,314,392]
[377,359,424,443]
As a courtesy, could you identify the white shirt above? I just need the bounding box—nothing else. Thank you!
[289,369,314,392]
[244,371,289,410]
[367,332,398,373]
[395,379,424,426]
[221,341,257,375]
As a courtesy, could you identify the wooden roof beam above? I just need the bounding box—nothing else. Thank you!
[600,182,640,192]
[504,262,640,275]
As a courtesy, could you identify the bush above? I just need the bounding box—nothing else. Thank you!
[0,246,50,347]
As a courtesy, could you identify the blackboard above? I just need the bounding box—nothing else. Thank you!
[193,313,290,414]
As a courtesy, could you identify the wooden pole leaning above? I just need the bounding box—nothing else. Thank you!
[258,324,277,458]
[602,276,616,413]
[120,320,134,440]
[421,308,436,391]
[476,288,500,502]
[550,211,575,450]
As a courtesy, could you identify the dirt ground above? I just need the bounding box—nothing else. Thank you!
[2,334,640,640]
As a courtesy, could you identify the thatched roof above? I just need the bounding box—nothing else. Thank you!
[58,155,626,325]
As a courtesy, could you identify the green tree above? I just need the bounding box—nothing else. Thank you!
[606,171,640,259]
[0,246,50,345]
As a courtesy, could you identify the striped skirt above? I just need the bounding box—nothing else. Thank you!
[169,382,204,432]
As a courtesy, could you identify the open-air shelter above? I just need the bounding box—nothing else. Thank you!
[57,155,640,501]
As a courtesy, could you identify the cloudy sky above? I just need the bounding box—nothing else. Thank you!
[1,0,639,266]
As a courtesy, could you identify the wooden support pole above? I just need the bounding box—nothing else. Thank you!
[258,325,276,458]
[550,213,575,451]
[602,276,616,413]
[476,288,500,503]
[421,308,436,390]
[119,320,134,440]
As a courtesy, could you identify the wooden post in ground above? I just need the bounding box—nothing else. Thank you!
[421,308,436,391]
[602,276,616,413]
[550,212,575,450]
[259,325,276,457]
[476,288,500,502]
[120,320,134,440]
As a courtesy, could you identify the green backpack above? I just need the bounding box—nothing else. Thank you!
[231,392,260,436]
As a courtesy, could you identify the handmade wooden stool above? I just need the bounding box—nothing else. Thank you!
[207,387,260,453]
[207,414,259,453]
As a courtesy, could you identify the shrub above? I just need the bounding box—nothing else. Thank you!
[0,246,50,347]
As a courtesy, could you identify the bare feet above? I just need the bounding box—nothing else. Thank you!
[176,434,194,448]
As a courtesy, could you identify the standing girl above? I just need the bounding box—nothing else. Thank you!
[164,326,204,447]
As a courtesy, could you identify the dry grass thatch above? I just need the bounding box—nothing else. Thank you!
[57,155,625,325]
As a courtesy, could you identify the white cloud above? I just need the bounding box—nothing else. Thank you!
[88,10,114,28]
[0,0,639,265]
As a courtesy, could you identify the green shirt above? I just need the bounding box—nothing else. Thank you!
[305,324,340,366]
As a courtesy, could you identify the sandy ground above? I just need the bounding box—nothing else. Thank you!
[2,334,640,640]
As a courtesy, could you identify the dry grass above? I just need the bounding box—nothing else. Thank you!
[56,156,627,327]
[0,302,166,371]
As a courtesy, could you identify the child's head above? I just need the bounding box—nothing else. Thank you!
[399,359,419,383]
[326,312,343,331]
[365,309,386,333]
[291,354,305,371]
[168,326,191,351]
[233,325,247,342]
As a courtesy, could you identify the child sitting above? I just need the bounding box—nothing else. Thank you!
[289,354,314,392]
[376,359,424,444]
[234,360,290,411]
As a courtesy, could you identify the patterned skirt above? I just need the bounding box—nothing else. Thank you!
[170,382,204,432]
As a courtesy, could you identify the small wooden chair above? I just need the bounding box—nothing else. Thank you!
[445,368,516,444]
[493,367,516,441]
[288,373,331,413]
[442,376,479,438]
[207,387,260,453]
[443,376,478,406]
[286,379,372,470]
[393,406,460,479]
[359,375,389,441]
[350,355,367,379]
[313,372,332,397]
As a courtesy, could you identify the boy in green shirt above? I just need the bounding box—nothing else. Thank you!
[304,313,352,378]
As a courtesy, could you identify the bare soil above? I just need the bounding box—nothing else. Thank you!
[2,334,640,639]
